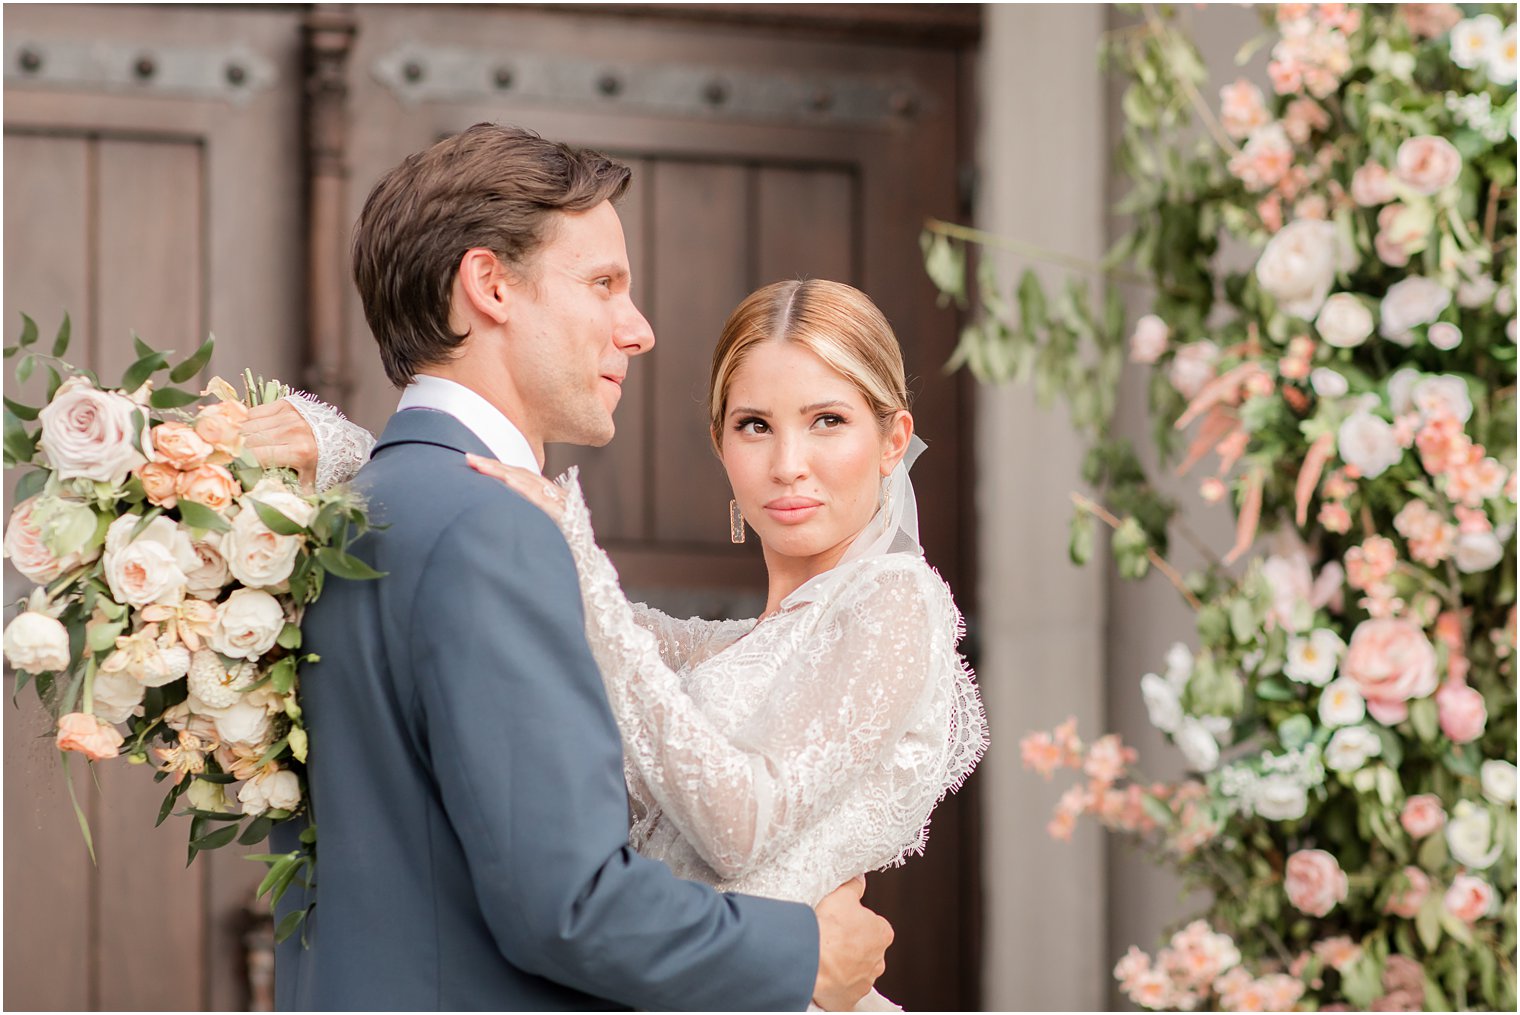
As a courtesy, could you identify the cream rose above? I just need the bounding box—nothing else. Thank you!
[1253,774,1308,821]
[1411,374,1474,423]
[1453,531,1504,573]
[191,692,274,749]
[245,477,318,528]
[4,496,99,584]
[1315,293,1374,348]
[1380,277,1452,345]
[184,534,232,600]
[1445,800,1501,868]
[151,422,213,471]
[1256,219,1349,320]
[2,611,71,674]
[103,514,197,607]
[1400,794,1446,838]
[1445,874,1497,924]
[1129,314,1170,364]
[1342,618,1438,723]
[1318,678,1366,727]
[1480,760,1517,806]
[1428,322,1463,351]
[1350,162,1396,206]
[56,712,123,761]
[38,377,151,487]
[208,588,285,661]
[1325,726,1381,773]
[91,664,147,724]
[1337,412,1402,479]
[222,507,302,589]
[1285,849,1348,917]
[238,767,302,817]
[1395,135,1463,195]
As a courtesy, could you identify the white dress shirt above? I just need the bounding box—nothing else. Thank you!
[396,374,540,473]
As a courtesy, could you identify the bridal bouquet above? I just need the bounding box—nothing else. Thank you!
[926,3,1514,1011]
[2,316,377,938]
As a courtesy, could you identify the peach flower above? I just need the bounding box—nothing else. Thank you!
[1436,682,1486,743]
[1229,124,1294,192]
[1444,873,1496,924]
[4,497,74,584]
[194,400,249,455]
[136,460,182,508]
[176,464,240,513]
[1312,936,1362,972]
[1220,79,1270,139]
[1285,849,1348,917]
[1342,618,1438,724]
[1400,794,1446,838]
[1395,136,1463,195]
[1282,98,1330,144]
[1384,866,1431,918]
[1401,4,1462,39]
[1351,162,1396,206]
[151,421,213,471]
[56,712,124,761]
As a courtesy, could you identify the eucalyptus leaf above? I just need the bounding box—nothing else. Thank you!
[315,547,385,581]
[177,499,231,533]
[252,498,307,536]
[52,313,71,357]
[18,312,38,348]
[190,823,241,852]
[273,907,307,944]
[168,335,215,384]
[120,352,169,394]
[149,387,202,409]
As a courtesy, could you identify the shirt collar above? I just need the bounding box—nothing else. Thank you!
[396,374,540,473]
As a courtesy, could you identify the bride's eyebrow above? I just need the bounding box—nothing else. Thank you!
[799,400,848,414]
[729,405,769,419]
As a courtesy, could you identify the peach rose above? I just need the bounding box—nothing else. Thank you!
[1342,618,1438,724]
[1351,162,1396,206]
[1285,849,1348,917]
[56,712,124,761]
[1436,682,1487,743]
[1384,866,1431,918]
[1395,136,1463,196]
[1444,873,1496,924]
[136,460,182,508]
[151,421,213,471]
[4,497,70,584]
[1400,794,1446,838]
[176,464,240,513]
[1220,79,1270,139]
[194,400,249,455]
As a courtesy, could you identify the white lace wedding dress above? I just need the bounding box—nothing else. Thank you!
[295,396,988,1012]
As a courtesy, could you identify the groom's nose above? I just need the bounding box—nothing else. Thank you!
[614,297,656,357]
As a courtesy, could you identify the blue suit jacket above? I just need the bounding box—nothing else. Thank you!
[272,409,818,1010]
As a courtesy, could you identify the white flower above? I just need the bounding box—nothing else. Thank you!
[37,376,150,487]
[1337,412,1402,479]
[1310,368,1349,398]
[1325,726,1383,773]
[1380,277,1452,346]
[184,533,232,600]
[1452,14,1502,70]
[1168,341,1220,400]
[1498,285,1516,316]
[1489,23,1517,84]
[1318,679,1367,728]
[1256,220,1350,320]
[1457,274,1497,308]
[2,611,71,674]
[1253,774,1309,821]
[1481,760,1517,806]
[99,627,190,689]
[102,514,198,608]
[223,504,303,589]
[1427,322,1463,351]
[1164,642,1194,690]
[1141,673,1183,734]
[245,476,318,528]
[1286,628,1344,686]
[91,664,147,724]
[1446,800,1502,868]
[187,649,259,709]
[189,691,274,748]
[1129,314,1170,364]
[1387,368,1420,415]
[1316,293,1374,348]
[238,768,302,817]
[1174,717,1220,772]
[187,779,235,814]
[208,589,285,661]
[1454,530,1505,573]
[1411,374,1474,424]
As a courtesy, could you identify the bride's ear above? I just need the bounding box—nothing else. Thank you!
[452,248,512,327]
[879,410,913,476]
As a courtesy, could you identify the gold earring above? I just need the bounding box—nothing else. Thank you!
[729,499,746,543]
[880,479,892,519]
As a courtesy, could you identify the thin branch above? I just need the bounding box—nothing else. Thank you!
[1483,180,1501,249]
[1072,491,1204,610]
[923,218,1153,288]
[1140,4,1242,158]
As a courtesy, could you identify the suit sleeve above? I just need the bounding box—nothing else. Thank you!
[411,494,818,1011]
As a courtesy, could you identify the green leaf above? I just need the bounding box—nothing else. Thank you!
[149,387,202,409]
[315,547,385,581]
[1068,509,1095,565]
[1410,697,1439,743]
[238,814,275,847]
[46,366,63,401]
[1256,677,1295,702]
[120,351,169,394]
[4,396,38,421]
[169,335,215,384]
[18,312,38,348]
[273,907,307,944]
[252,498,307,535]
[17,353,36,384]
[52,313,71,357]
[1416,892,1444,951]
[177,499,230,533]
[276,623,302,651]
[14,467,47,503]
[1425,971,1453,1011]
[61,754,96,864]
[190,823,241,852]
[131,333,157,361]
[256,852,300,898]
[4,408,37,465]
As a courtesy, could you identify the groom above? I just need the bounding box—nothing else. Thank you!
[268,123,892,1010]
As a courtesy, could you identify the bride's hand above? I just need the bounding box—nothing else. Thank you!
[465,454,565,522]
[242,400,318,489]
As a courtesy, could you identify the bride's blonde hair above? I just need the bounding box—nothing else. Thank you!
[708,279,909,451]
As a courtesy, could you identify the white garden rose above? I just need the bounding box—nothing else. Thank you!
[1411,374,1474,423]
[36,376,150,487]
[1140,673,1183,734]
[184,533,232,600]
[223,505,302,589]
[91,664,147,724]
[1256,219,1350,319]
[1337,412,1402,479]
[1387,368,1420,415]
[1493,24,1518,85]
[208,588,285,660]
[1428,322,1463,350]
[1310,367,1349,398]
[1252,774,1310,821]
[1129,314,1170,364]
[1168,341,1220,400]
[1454,530,1505,573]
[1325,726,1382,773]
[238,768,302,817]
[244,477,318,528]
[1446,800,1502,869]
[1285,628,1344,686]
[1175,717,1220,772]
[1164,642,1194,690]
[1379,277,1452,345]
[1481,760,1517,806]
[103,514,197,608]
[1318,679,1367,728]
[1315,293,1374,348]
[2,611,71,674]
[189,690,274,748]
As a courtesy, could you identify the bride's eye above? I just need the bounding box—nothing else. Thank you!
[735,417,769,435]
[813,413,846,429]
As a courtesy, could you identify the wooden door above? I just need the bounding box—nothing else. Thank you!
[338,6,980,1007]
[3,5,306,1009]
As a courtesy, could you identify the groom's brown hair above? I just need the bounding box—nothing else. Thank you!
[352,123,631,387]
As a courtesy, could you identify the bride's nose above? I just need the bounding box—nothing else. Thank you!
[769,431,809,484]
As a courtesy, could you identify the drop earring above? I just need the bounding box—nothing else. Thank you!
[729,499,746,543]
[880,478,892,519]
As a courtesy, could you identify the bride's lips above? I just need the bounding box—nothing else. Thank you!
[763,496,823,524]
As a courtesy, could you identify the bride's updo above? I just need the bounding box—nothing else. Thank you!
[708,279,910,451]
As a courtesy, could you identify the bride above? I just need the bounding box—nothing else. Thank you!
[250,278,987,1011]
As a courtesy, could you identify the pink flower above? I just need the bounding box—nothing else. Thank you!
[1318,502,1352,533]
[1257,193,1285,233]
[1283,98,1330,143]
[1083,734,1134,785]
[1230,125,1295,192]
[1384,866,1431,917]
[1169,341,1221,399]
[1436,682,1487,743]
[1401,4,1462,39]
[1220,79,1270,140]
[1400,794,1447,838]
[1114,945,1151,992]
[37,376,150,487]
[1200,477,1228,504]
[56,712,124,761]
[1126,969,1176,1011]
[1344,535,1398,591]
[1259,973,1306,1012]
[1444,873,1496,924]
[1395,136,1463,196]
[1129,314,1170,364]
[1285,848,1349,917]
[1021,732,1065,778]
[1313,936,1363,972]
[4,496,78,584]
[1342,618,1439,724]
[1374,203,1427,268]
[1416,413,1473,476]
[1351,162,1396,206]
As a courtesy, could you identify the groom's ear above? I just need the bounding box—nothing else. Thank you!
[453,248,512,327]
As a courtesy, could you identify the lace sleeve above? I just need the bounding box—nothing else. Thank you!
[558,474,953,880]
[283,392,376,492]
